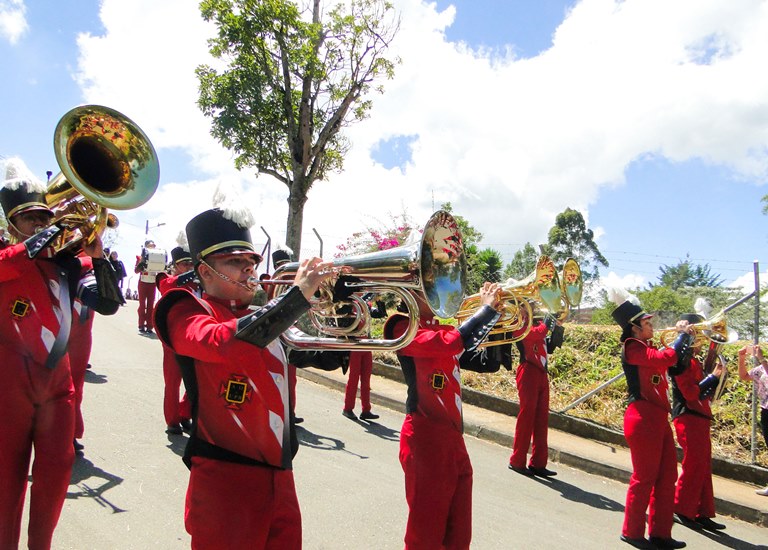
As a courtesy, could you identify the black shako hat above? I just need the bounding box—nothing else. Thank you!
[170,246,192,265]
[612,300,654,341]
[679,313,705,324]
[1,157,53,220]
[186,208,262,265]
[272,249,291,268]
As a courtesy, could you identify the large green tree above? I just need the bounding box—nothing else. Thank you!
[542,207,608,289]
[653,256,724,289]
[503,242,538,281]
[197,0,400,255]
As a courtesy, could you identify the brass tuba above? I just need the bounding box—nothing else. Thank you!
[455,255,564,347]
[44,105,159,253]
[268,210,467,351]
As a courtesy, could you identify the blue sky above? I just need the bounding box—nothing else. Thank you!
[2,0,768,297]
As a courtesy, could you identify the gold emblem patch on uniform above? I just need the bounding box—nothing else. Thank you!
[219,374,252,410]
[11,298,30,318]
[650,374,662,385]
[430,371,446,392]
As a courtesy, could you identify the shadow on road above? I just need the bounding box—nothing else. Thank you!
[84,370,108,384]
[297,426,368,459]
[532,476,624,512]
[66,456,126,514]
[694,528,768,550]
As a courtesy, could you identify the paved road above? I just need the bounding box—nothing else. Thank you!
[22,306,768,549]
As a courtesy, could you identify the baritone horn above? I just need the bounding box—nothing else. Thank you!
[44,104,159,253]
[267,210,467,351]
[455,255,565,347]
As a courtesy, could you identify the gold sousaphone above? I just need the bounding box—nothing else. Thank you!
[267,210,467,351]
[44,105,159,253]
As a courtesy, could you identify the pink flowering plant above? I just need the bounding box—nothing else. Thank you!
[335,213,418,257]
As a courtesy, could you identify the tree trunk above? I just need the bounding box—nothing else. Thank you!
[285,179,307,260]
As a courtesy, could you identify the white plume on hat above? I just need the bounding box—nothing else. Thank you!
[274,243,293,256]
[607,286,640,307]
[176,230,190,252]
[1,156,46,193]
[694,297,713,319]
[212,180,255,229]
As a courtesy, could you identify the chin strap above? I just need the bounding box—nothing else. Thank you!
[199,259,256,293]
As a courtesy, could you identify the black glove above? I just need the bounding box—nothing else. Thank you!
[546,324,565,354]
[669,332,694,376]
[24,225,63,259]
[288,350,350,373]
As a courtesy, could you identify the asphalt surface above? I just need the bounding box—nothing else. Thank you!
[18,305,768,549]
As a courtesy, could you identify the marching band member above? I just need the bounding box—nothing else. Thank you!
[669,310,726,532]
[155,234,197,435]
[0,157,123,550]
[383,282,503,550]
[610,290,692,550]
[153,203,341,549]
[508,314,563,477]
[134,239,161,334]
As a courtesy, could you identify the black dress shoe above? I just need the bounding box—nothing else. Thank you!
[166,424,183,435]
[359,411,380,420]
[180,419,193,433]
[341,409,357,420]
[648,537,686,549]
[673,514,701,530]
[528,466,557,477]
[620,535,654,549]
[695,516,726,531]
[293,416,304,425]
[73,439,84,451]
[508,464,533,476]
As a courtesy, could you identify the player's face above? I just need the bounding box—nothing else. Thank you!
[10,210,53,240]
[201,253,257,301]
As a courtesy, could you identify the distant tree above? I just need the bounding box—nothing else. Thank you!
[653,256,723,289]
[503,242,538,281]
[438,202,488,293]
[197,0,400,257]
[473,248,504,287]
[543,208,608,289]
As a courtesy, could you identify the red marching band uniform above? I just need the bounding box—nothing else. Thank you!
[155,245,197,434]
[384,300,501,550]
[612,299,692,549]
[153,208,345,549]
[0,158,123,550]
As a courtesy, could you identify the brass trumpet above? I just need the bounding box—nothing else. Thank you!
[657,311,736,348]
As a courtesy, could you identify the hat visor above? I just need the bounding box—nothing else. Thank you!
[9,204,54,219]
[205,248,263,263]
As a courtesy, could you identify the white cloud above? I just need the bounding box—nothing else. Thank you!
[75,0,768,277]
[0,0,28,44]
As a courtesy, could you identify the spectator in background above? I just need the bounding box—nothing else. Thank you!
[738,344,768,496]
[109,250,127,290]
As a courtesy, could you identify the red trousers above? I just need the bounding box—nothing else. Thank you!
[400,414,472,550]
[509,364,550,469]
[70,328,93,440]
[137,280,156,330]
[344,351,372,413]
[185,457,302,549]
[622,401,677,540]
[162,344,191,426]
[673,414,715,519]
[0,360,75,550]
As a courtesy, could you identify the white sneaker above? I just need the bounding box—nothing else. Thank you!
[756,487,768,496]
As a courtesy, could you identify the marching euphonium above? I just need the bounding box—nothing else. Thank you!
[43,105,159,254]
[265,210,467,351]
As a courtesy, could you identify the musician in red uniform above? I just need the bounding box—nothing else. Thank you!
[384,282,503,550]
[155,243,197,435]
[612,297,692,550]
[508,315,563,477]
[135,239,160,334]
[154,207,339,549]
[0,157,123,550]
[669,313,726,532]
[70,255,96,453]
